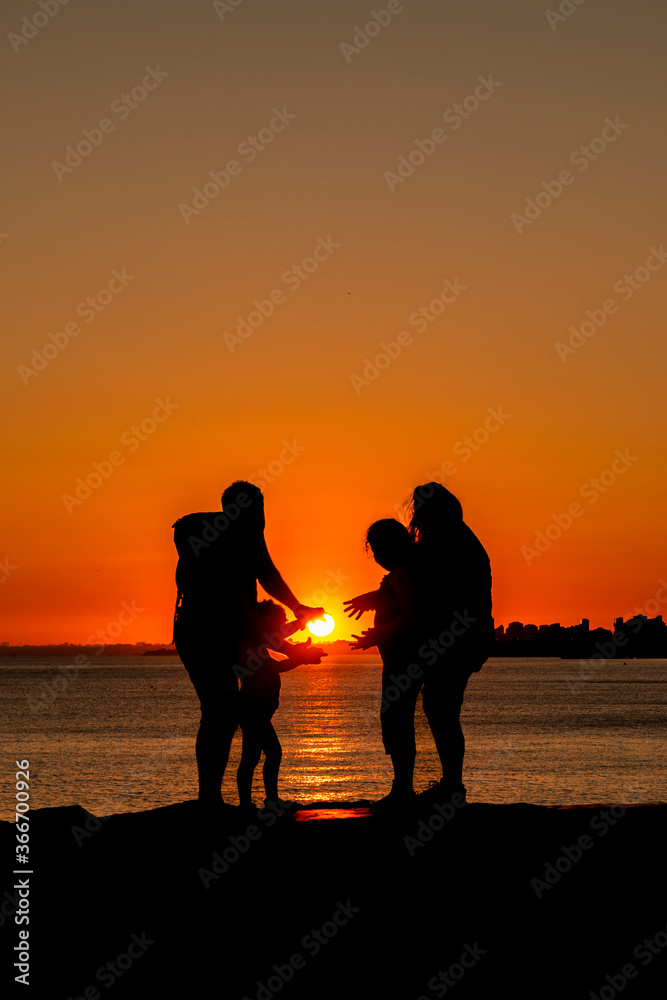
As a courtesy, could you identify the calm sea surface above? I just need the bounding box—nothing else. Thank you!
[1,655,666,820]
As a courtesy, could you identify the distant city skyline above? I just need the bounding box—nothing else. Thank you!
[3,611,666,651]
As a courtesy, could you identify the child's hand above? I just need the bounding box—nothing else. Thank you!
[290,637,327,664]
[349,628,379,650]
[343,591,378,620]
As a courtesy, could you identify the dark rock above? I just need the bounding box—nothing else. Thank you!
[2,802,665,998]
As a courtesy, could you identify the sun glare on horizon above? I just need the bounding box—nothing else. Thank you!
[308,615,335,637]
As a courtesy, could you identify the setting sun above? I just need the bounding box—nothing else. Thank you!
[308,615,335,638]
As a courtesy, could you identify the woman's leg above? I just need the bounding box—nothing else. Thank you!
[422,666,470,788]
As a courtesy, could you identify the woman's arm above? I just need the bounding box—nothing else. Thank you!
[343,590,380,620]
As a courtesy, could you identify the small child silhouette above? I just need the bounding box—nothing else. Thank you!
[344,519,422,808]
[237,600,326,810]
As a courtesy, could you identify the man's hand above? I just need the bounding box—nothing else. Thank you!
[343,591,378,620]
[349,628,379,651]
[293,604,325,628]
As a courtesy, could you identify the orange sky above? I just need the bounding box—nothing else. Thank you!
[2,0,666,643]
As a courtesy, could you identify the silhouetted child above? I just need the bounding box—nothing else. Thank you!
[237,600,325,810]
[345,519,421,807]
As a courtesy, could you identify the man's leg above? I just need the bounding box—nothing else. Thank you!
[196,700,237,804]
[177,641,239,804]
[390,749,416,795]
[237,721,263,807]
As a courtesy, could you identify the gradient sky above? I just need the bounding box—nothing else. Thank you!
[2,0,666,643]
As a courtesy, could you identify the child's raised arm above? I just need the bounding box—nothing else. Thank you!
[349,565,422,650]
[271,637,327,672]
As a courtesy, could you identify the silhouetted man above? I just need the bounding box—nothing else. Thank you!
[173,481,323,809]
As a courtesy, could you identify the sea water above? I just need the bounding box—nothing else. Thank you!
[1,655,665,819]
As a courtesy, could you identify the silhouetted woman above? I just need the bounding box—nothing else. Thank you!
[409,483,493,800]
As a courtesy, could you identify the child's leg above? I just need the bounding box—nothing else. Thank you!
[237,723,263,807]
[380,664,422,797]
[261,722,283,802]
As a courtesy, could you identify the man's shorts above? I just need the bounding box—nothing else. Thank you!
[176,637,240,723]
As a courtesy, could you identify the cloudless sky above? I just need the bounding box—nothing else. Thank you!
[2,0,666,642]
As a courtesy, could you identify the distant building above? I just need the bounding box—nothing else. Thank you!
[491,613,667,656]
[506,622,525,641]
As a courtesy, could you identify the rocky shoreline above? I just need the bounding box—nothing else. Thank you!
[2,798,666,998]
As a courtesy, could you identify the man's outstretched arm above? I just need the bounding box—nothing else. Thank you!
[256,539,324,626]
